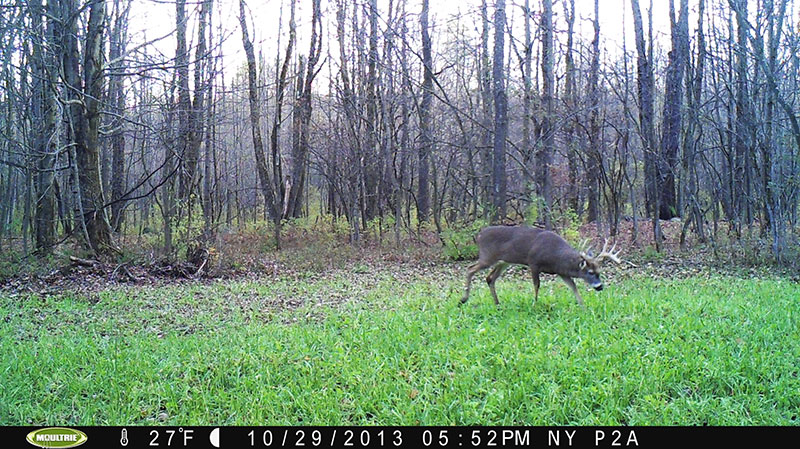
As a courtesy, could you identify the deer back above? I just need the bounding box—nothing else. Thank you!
[476,225,545,265]
[526,230,585,276]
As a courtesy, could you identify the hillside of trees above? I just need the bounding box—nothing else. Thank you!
[1,0,799,269]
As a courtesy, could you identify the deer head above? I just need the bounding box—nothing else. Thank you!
[578,239,623,290]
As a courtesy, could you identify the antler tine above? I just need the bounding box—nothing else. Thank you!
[609,247,622,264]
[578,238,592,255]
[597,239,622,265]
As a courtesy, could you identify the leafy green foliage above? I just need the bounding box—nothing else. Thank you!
[523,194,542,226]
[2,266,799,425]
[441,220,488,261]
[553,207,581,245]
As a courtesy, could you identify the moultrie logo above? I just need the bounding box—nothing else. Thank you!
[25,427,88,449]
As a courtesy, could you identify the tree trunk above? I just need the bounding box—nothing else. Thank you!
[521,0,532,204]
[731,0,751,229]
[109,0,130,231]
[418,0,432,224]
[680,0,706,247]
[174,0,191,199]
[203,3,216,235]
[62,0,113,255]
[658,0,689,220]
[563,0,579,214]
[538,0,554,229]
[586,0,601,224]
[272,0,296,220]
[286,0,322,219]
[631,0,661,249]
[238,0,280,246]
[491,0,508,221]
[182,0,210,202]
[479,0,493,217]
[31,0,57,254]
[360,0,380,221]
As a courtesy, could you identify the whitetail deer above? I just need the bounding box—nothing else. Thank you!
[461,225,622,306]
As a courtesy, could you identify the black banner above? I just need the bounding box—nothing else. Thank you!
[5,426,797,449]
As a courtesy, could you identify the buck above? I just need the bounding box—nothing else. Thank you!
[461,225,622,306]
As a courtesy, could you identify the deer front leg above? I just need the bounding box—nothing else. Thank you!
[530,267,540,305]
[462,261,490,305]
[486,262,508,306]
[559,275,585,306]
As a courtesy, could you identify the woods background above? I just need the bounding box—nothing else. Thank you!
[1,0,799,269]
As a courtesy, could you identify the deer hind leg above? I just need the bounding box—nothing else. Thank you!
[530,268,540,306]
[486,262,509,305]
[461,261,491,304]
[559,275,585,306]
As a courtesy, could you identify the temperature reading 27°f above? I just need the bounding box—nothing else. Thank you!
[149,428,194,446]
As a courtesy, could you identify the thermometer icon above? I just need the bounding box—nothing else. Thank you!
[120,428,129,446]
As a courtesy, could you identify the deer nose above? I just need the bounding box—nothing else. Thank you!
[594,284,604,291]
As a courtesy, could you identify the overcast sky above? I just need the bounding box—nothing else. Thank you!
[125,0,690,87]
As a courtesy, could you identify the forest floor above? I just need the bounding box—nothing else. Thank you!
[2,218,796,297]
[1,220,799,425]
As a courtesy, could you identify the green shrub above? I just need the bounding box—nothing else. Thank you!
[526,195,581,244]
[523,194,542,225]
[555,207,581,245]
[441,219,488,261]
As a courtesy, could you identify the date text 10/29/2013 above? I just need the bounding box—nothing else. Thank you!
[244,428,639,448]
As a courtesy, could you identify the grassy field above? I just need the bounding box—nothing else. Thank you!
[1,262,799,425]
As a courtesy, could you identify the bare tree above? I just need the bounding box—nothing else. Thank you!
[537,0,554,229]
[492,0,508,220]
[680,0,706,247]
[108,0,131,231]
[285,0,322,219]
[479,0,493,216]
[418,0,433,224]
[520,0,533,204]
[30,0,58,254]
[238,0,280,246]
[61,0,114,255]
[731,0,753,230]
[586,0,601,224]
[658,0,689,220]
[562,0,579,214]
[631,0,661,249]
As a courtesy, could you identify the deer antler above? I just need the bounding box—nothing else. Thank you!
[595,239,622,265]
[577,238,591,254]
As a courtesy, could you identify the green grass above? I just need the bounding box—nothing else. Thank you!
[1,264,799,425]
